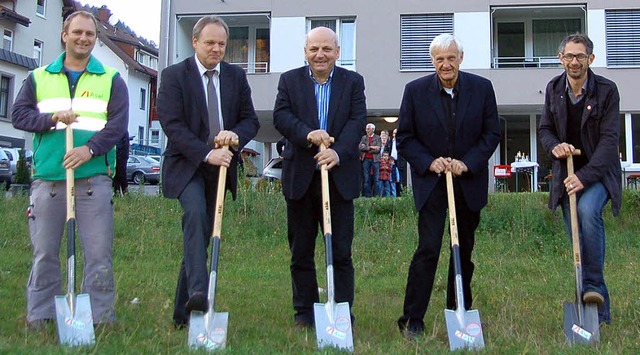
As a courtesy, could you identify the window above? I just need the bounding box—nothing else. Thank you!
[633,114,640,163]
[150,129,159,144]
[3,30,13,51]
[620,114,626,161]
[532,19,581,57]
[139,88,146,110]
[33,40,43,66]
[0,76,11,118]
[226,26,270,73]
[606,9,640,67]
[136,50,158,69]
[491,5,585,68]
[36,0,46,16]
[308,18,356,70]
[400,13,453,70]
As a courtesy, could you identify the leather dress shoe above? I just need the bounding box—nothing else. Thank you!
[185,292,209,313]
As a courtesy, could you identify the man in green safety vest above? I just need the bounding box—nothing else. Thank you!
[12,10,129,329]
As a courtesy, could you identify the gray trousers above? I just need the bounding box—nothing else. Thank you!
[26,175,115,324]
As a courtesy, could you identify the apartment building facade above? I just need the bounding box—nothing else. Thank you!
[0,0,74,150]
[159,0,640,190]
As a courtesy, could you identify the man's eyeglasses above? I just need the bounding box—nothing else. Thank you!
[561,53,589,62]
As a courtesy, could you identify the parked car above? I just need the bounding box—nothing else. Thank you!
[126,155,160,185]
[262,157,282,181]
[0,149,11,189]
[146,155,161,164]
[3,148,32,181]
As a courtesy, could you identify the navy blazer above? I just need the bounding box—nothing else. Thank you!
[273,66,366,201]
[157,57,259,199]
[397,71,501,212]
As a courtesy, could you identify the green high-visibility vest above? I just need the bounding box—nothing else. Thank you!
[32,54,118,181]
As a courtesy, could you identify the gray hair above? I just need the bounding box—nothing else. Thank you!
[193,15,229,39]
[559,33,594,55]
[366,123,376,130]
[429,33,463,58]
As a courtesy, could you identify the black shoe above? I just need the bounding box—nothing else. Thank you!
[398,318,424,339]
[294,312,314,329]
[173,318,188,329]
[185,292,208,313]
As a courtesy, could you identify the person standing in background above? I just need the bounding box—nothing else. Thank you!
[359,123,381,197]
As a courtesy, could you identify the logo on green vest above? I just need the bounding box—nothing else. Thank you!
[80,90,105,99]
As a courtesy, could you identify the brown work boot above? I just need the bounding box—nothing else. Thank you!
[583,291,604,308]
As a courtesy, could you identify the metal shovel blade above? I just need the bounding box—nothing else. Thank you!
[445,308,485,351]
[54,293,95,346]
[314,301,354,352]
[188,311,229,350]
[563,302,600,344]
[188,270,229,350]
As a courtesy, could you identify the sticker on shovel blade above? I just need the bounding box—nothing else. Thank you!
[325,316,350,340]
[325,326,346,340]
[64,317,87,330]
[455,330,476,343]
[454,322,482,343]
[571,324,592,340]
[196,327,226,349]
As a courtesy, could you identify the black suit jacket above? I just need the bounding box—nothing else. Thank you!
[538,68,621,215]
[397,71,501,212]
[157,57,259,199]
[273,66,366,201]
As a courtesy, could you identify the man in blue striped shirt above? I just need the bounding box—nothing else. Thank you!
[274,26,367,328]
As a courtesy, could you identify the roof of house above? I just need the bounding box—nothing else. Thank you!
[0,5,30,27]
[76,2,158,78]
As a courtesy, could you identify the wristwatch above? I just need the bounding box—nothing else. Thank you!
[89,147,95,157]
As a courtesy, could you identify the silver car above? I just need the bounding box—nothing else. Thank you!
[262,157,282,181]
[126,155,160,185]
[0,149,11,189]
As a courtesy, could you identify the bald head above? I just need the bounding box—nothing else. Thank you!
[306,26,339,47]
[304,26,340,81]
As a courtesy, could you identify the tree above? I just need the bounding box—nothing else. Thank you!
[14,149,31,185]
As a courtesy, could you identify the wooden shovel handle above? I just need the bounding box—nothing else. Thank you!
[445,171,458,248]
[567,149,581,266]
[212,145,231,239]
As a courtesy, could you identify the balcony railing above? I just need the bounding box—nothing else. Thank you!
[492,56,561,69]
[230,62,269,74]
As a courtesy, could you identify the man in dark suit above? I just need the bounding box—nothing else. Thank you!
[157,15,259,328]
[396,34,501,337]
[273,26,366,328]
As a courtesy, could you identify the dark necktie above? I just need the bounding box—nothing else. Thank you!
[205,70,220,146]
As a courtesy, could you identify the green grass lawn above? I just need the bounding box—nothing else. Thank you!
[1,181,639,354]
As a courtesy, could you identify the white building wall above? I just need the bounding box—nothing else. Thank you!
[92,39,150,144]
[455,12,492,70]
[587,9,606,68]
[270,17,307,73]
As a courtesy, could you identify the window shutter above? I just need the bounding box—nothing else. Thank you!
[606,9,640,67]
[400,13,453,70]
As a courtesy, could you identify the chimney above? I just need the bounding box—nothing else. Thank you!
[96,5,112,24]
